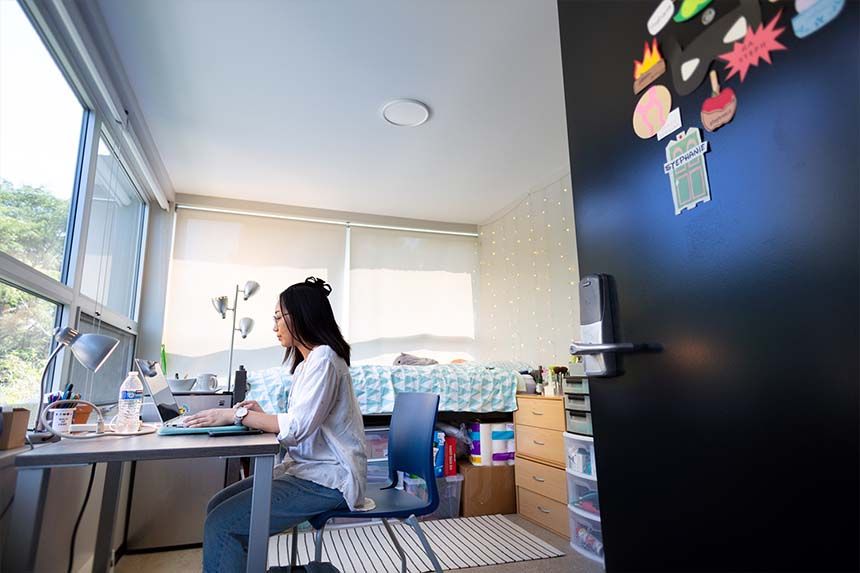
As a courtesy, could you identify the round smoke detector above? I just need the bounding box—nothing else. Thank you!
[381,99,431,127]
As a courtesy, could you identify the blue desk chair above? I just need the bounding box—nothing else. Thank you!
[288,392,444,573]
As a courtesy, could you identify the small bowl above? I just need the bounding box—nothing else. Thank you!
[168,378,197,392]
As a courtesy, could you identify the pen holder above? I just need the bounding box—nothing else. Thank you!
[51,408,74,434]
[72,403,94,424]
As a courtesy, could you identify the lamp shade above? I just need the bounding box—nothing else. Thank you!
[68,332,120,372]
[238,317,254,338]
[243,281,260,300]
[211,295,228,318]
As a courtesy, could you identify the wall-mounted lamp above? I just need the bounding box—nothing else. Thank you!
[211,280,259,389]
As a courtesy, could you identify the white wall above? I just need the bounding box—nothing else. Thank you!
[477,174,581,367]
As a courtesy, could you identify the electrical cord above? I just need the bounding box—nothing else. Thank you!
[39,400,157,439]
[68,464,96,573]
[0,495,13,521]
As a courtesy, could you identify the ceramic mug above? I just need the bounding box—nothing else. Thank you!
[195,373,218,391]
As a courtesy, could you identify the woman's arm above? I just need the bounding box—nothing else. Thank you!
[240,410,281,433]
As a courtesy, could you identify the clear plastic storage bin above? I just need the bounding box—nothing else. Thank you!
[564,432,597,479]
[564,377,590,394]
[569,507,604,565]
[364,427,389,460]
[567,474,600,519]
[402,474,464,521]
[564,394,591,411]
[566,410,593,436]
[368,459,391,484]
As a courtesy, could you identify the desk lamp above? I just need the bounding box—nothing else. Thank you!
[29,327,119,442]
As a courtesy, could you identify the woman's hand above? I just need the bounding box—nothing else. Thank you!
[183,408,236,428]
[234,400,264,413]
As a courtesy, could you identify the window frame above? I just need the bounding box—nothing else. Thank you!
[0,6,151,419]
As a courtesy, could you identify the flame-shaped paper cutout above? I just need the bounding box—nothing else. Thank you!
[633,39,666,94]
[718,10,787,82]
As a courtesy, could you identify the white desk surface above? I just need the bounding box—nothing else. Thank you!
[13,431,280,467]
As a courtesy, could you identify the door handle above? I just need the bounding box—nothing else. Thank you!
[569,341,636,355]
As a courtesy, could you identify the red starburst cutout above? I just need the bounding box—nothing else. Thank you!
[718,10,788,82]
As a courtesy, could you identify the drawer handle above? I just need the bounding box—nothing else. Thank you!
[531,410,544,416]
[532,440,545,446]
[532,475,546,483]
[537,506,552,514]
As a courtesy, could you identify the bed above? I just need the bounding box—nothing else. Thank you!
[245,360,531,415]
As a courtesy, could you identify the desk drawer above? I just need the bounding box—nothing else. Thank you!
[515,457,567,503]
[517,487,569,538]
[514,397,565,431]
[516,425,565,467]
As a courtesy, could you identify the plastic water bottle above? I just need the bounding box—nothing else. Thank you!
[115,371,143,433]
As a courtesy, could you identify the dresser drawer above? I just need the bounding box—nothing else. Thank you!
[517,487,569,538]
[516,424,565,467]
[514,397,565,431]
[515,457,567,503]
[563,394,591,412]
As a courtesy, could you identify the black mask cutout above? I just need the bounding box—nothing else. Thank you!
[662,0,762,96]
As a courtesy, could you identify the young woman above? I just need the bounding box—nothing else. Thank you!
[184,277,368,572]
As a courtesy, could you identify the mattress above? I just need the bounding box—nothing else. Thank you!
[245,360,530,415]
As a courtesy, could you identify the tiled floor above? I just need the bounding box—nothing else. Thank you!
[115,514,604,573]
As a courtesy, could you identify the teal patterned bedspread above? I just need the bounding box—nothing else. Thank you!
[245,361,530,414]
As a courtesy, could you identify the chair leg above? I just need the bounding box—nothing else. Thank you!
[381,518,408,573]
[314,522,326,562]
[288,525,298,572]
[405,515,443,573]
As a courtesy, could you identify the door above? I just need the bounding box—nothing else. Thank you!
[557,1,858,571]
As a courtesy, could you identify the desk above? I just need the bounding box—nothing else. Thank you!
[4,432,280,573]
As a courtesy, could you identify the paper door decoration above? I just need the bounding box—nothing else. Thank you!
[701,70,737,132]
[647,0,675,35]
[792,0,845,38]
[633,39,666,94]
[662,0,762,96]
[633,85,672,139]
[663,128,712,215]
[719,10,788,82]
[469,422,515,466]
[673,0,713,22]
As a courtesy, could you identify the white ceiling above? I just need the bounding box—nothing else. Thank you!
[95,0,570,225]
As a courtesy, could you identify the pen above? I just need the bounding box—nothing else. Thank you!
[63,383,73,400]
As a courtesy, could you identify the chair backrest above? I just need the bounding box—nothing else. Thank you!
[387,392,440,511]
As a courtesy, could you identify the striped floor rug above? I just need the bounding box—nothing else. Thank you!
[268,514,564,572]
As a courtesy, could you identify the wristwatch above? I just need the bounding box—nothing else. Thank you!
[233,406,249,426]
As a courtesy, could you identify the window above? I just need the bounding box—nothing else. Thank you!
[0,1,86,281]
[79,138,146,317]
[0,281,61,423]
[69,313,136,406]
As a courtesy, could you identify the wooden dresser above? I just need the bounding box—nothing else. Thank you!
[514,394,569,538]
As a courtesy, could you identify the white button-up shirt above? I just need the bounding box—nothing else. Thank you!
[275,345,368,510]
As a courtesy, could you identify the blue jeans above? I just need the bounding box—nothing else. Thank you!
[203,473,348,572]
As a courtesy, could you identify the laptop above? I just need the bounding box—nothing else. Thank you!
[135,359,244,434]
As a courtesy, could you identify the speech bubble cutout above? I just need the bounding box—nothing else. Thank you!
[648,0,676,35]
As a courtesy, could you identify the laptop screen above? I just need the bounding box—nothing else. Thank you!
[135,359,182,423]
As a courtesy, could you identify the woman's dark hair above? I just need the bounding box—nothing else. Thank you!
[279,277,350,373]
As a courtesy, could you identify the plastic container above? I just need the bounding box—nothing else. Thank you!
[564,377,590,395]
[116,371,143,433]
[564,432,597,479]
[566,410,593,436]
[401,474,464,521]
[567,474,600,518]
[365,427,389,461]
[569,507,605,565]
[564,394,591,411]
